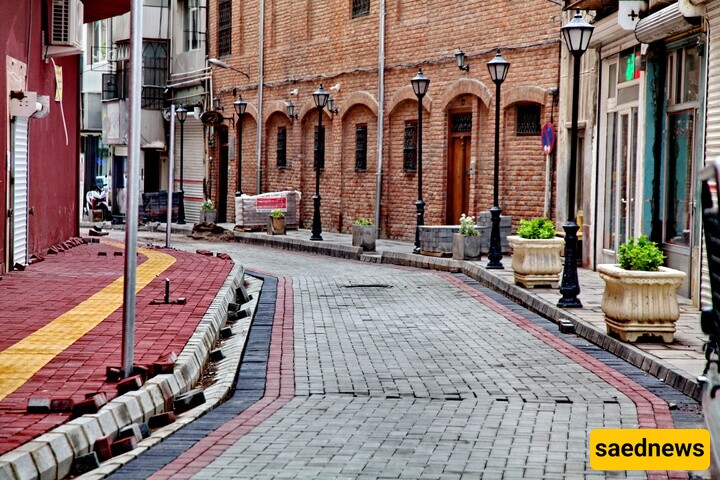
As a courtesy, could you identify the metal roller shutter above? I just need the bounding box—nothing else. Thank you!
[702,6,720,307]
[11,117,29,268]
[174,118,205,223]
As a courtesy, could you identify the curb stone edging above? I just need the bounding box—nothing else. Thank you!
[233,231,703,402]
[0,262,251,480]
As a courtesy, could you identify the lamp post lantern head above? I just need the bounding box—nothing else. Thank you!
[411,69,430,98]
[562,9,595,56]
[213,96,222,110]
[487,50,510,85]
[176,105,187,123]
[455,49,470,71]
[287,101,298,119]
[313,84,329,109]
[233,95,247,116]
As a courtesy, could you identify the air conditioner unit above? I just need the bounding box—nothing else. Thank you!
[49,0,83,49]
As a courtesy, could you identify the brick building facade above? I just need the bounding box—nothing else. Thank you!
[208,0,564,239]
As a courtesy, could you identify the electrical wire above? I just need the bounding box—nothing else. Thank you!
[50,58,69,146]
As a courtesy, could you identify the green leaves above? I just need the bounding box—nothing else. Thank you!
[517,218,556,240]
[354,218,374,226]
[459,214,479,236]
[617,235,665,271]
[269,209,285,219]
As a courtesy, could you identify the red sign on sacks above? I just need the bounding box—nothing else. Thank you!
[256,196,287,212]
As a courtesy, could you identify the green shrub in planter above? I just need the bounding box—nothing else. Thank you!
[269,209,285,219]
[354,217,373,226]
[517,218,555,240]
[617,235,665,271]
[459,214,479,236]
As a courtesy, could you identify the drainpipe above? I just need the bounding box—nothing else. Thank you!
[256,0,265,194]
[374,0,386,230]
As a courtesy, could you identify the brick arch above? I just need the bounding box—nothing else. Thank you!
[501,86,548,110]
[387,85,433,116]
[262,100,292,124]
[242,103,259,122]
[439,78,492,112]
[340,91,379,120]
[298,98,320,124]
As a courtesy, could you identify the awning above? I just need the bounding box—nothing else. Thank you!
[566,0,616,10]
[635,2,700,44]
[81,0,130,23]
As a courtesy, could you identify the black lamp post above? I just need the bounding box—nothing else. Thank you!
[176,105,187,224]
[310,84,329,241]
[233,95,247,196]
[411,69,430,254]
[486,50,510,269]
[558,9,594,308]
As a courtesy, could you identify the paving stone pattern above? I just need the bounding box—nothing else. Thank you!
[127,235,704,479]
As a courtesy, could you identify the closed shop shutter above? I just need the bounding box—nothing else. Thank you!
[702,6,720,307]
[11,117,29,267]
[174,118,205,223]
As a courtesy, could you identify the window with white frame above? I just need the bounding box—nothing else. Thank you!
[90,19,111,64]
[184,0,205,52]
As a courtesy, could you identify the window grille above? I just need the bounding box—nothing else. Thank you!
[352,0,369,18]
[403,122,417,171]
[451,113,472,133]
[314,127,325,170]
[141,42,168,110]
[516,104,541,135]
[355,125,367,171]
[277,127,287,168]
[102,73,119,101]
[218,0,232,57]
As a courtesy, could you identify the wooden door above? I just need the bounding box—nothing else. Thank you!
[446,129,471,224]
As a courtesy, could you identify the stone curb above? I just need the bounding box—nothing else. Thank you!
[235,232,703,402]
[0,261,248,480]
[233,231,363,259]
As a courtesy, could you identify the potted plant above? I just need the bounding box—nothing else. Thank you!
[452,214,482,260]
[268,209,286,235]
[352,218,377,252]
[597,235,686,343]
[200,199,217,224]
[507,218,564,288]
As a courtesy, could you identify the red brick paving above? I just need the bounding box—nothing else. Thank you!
[443,273,683,480]
[149,274,294,480]
[0,241,233,455]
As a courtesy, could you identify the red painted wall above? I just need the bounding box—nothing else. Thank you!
[0,0,80,269]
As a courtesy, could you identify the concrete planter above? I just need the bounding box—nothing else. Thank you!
[507,236,564,288]
[452,233,482,260]
[597,264,686,343]
[200,210,217,224]
[267,216,286,235]
[352,225,377,252]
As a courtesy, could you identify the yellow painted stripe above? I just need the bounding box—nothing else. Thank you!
[0,241,175,401]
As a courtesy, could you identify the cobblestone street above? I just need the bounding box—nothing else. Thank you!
[114,233,705,479]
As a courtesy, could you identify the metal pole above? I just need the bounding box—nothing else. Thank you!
[177,120,186,224]
[487,80,504,269]
[558,52,583,308]
[166,104,175,247]
[236,113,243,196]
[121,0,143,378]
[311,106,323,241]
[413,94,425,254]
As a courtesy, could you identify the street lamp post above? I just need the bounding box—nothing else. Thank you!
[233,95,248,196]
[310,84,329,241]
[486,50,510,269]
[411,69,430,254]
[176,105,187,224]
[558,9,594,308]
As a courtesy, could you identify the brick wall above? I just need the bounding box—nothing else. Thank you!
[209,0,563,239]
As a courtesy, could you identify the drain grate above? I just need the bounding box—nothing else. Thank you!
[341,284,393,289]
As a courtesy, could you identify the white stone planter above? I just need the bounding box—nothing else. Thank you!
[452,233,482,260]
[597,264,686,343]
[507,235,564,288]
[200,210,217,224]
[352,225,377,252]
